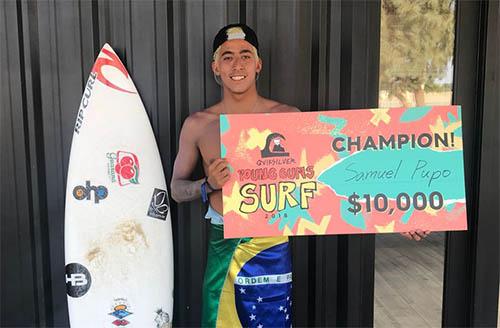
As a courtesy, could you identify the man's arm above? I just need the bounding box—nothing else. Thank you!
[170,116,204,203]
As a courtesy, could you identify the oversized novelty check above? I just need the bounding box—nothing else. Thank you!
[221,106,467,238]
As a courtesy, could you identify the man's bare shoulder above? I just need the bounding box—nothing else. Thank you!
[184,104,221,127]
[261,98,301,113]
[181,104,221,139]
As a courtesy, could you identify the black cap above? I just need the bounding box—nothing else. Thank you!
[212,23,259,56]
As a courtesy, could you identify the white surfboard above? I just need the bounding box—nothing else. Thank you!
[64,43,173,328]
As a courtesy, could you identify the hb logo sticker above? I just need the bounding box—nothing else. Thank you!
[65,263,92,298]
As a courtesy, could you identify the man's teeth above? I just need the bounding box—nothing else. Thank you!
[231,76,245,81]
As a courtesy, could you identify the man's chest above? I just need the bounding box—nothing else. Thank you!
[197,119,221,161]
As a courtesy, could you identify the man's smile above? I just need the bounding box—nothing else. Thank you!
[230,74,246,81]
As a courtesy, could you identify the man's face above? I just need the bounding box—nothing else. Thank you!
[212,39,262,95]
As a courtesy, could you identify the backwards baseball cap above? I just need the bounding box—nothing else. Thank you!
[212,23,259,57]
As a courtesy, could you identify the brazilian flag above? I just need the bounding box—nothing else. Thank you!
[202,224,292,327]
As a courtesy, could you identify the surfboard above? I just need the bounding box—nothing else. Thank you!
[64,43,173,328]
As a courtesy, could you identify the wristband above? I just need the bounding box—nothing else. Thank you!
[205,176,219,191]
[201,180,209,203]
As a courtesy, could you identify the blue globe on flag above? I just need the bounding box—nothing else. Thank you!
[234,242,292,328]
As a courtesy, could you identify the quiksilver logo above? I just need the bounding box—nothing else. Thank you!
[261,132,290,158]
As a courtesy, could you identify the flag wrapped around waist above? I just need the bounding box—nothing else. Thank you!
[202,224,292,327]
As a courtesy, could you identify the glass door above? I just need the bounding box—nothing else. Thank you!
[375,1,456,327]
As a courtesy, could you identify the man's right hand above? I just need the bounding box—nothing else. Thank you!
[207,158,231,190]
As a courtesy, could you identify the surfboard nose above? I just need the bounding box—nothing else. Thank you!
[100,43,117,56]
[92,43,136,94]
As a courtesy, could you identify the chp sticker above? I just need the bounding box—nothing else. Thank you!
[147,188,169,220]
[65,263,92,297]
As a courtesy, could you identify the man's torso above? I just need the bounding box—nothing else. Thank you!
[188,99,298,214]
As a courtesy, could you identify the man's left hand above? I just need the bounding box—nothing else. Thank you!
[400,229,431,241]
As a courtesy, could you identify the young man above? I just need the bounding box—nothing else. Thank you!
[171,23,429,327]
[170,24,297,327]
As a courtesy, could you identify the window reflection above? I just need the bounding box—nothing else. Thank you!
[375,1,456,327]
[379,0,455,108]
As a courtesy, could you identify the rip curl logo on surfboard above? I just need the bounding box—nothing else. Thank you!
[107,151,140,186]
[109,298,133,326]
[74,71,97,135]
[92,45,136,94]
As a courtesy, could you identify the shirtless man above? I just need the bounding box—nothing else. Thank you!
[171,24,297,327]
[170,23,428,327]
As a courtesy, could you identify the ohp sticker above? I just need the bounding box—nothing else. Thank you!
[65,263,92,297]
[73,181,108,204]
